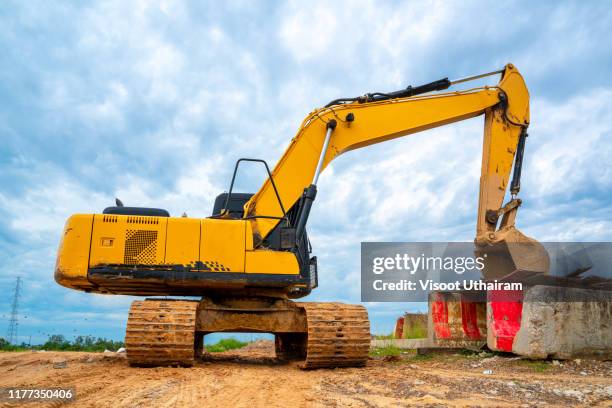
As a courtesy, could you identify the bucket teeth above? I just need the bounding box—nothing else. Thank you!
[125,300,198,367]
[298,302,370,369]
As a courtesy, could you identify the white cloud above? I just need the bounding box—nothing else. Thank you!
[278,0,450,69]
[77,81,130,126]
[1,0,612,341]
[0,169,108,240]
[526,89,612,199]
[279,3,338,62]
[314,118,483,237]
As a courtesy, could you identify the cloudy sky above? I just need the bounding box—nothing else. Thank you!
[1,1,611,344]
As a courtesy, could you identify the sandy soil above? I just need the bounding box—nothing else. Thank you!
[0,341,610,407]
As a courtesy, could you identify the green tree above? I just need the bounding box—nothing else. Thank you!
[43,334,70,350]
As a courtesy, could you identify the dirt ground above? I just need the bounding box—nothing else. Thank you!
[0,341,610,407]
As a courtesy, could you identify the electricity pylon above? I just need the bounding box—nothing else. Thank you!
[6,277,22,344]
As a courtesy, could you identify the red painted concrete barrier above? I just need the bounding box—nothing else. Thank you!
[487,290,524,352]
[394,316,404,339]
[429,292,486,349]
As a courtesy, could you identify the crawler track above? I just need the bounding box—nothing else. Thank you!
[125,299,199,366]
[124,299,370,369]
[298,302,370,369]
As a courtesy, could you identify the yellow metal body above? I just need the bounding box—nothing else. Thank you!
[56,64,541,295]
[55,214,93,288]
[56,215,301,292]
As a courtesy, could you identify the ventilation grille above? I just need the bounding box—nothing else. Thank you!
[127,216,159,225]
[102,215,118,223]
[124,229,158,264]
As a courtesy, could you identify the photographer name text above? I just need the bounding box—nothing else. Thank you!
[372,279,522,291]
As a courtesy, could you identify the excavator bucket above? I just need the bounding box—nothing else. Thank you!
[476,226,550,281]
[430,228,550,351]
[474,226,550,353]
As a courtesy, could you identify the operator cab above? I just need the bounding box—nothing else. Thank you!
[211,193,253,218]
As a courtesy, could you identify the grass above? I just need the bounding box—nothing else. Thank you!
[519,359,550,372]
[0,336,124,352]
[373,327,427,340]
[369,344,401,357]
[205,338,248,353]
[0,346,31,352]
[373,333,395,340]
[403,326,427,339]
[373,321,427,341]
[1,335,251,354]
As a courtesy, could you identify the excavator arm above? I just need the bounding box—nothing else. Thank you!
[244,64,548,277]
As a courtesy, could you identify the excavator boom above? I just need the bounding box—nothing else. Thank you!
[244,64,547,279]
[246,66,526,241]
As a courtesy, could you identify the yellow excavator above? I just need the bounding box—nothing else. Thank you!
[55,63,548,368]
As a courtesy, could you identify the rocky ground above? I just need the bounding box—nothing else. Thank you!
[0,341,610,407]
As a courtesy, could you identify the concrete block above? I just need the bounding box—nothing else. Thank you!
[428,292,486,350]
[512,285,612,359]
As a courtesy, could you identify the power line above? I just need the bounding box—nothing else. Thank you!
[6,277,22,344]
